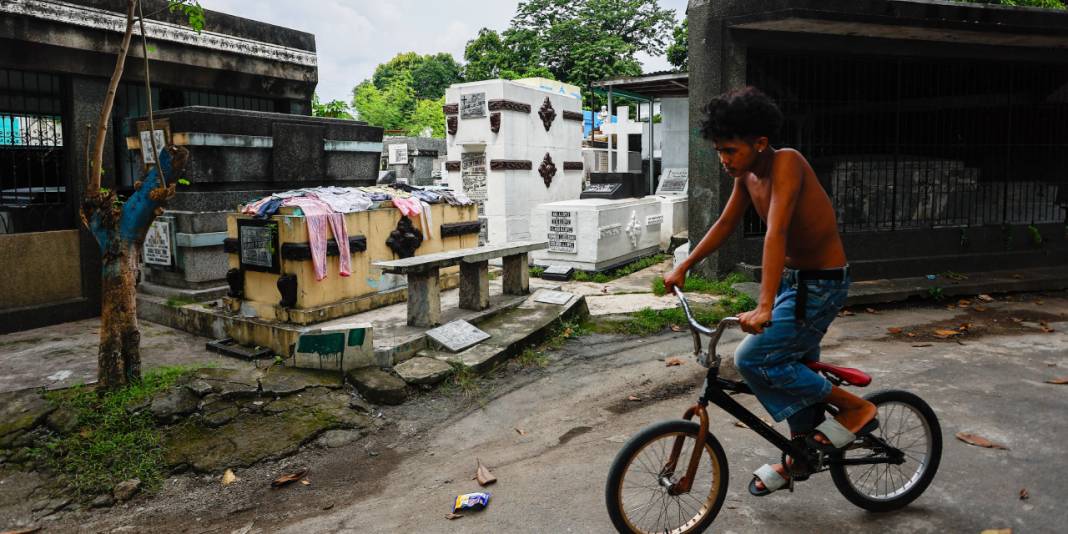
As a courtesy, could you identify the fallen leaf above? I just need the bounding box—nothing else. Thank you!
[887,327,903,335]
[1039,322,1055,333]
[981,529,1012,534]
[865,307,879,314]
[1045,377,1068,384]
[474,458,497,486]
[912,343,933,348]
[955,432,1009,450]
[958,299,971,306]
[514,427,527,436]
[271,468,308,488]
[1034,300,1044,305]
[627,395,642,401]
[1011,317,1023,324]
[934,329,962,338]
[0,528,42,534]
[222,469,238,486]
[665,357,684,367]
[978,294,994,302]
[838,310,855,317]
[733,421,749,429]
[958,323,971,332]
[670,324,683,332]
[1019,488,1030,500]
[973,305,988,312]
[446,513,463,520]
[300,479,311,486]
[906,332,917,338]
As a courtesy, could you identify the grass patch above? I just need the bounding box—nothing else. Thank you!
[441,361,484,400]
[31,366,198,498]
[651,272,752,297]
[594,292,757,337]
[570,253,671,283]
[515,347,550,368]
[165,296,198,308]
[529,266,545,278]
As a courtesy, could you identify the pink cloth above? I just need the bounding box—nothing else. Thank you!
[391,197,422,217]
[283,197,351,281]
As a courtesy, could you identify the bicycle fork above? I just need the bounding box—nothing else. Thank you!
[662,403,710,495]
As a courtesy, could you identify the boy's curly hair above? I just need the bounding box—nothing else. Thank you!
[699,87,783,141]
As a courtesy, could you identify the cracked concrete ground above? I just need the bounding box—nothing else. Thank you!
[4,290,1066,533]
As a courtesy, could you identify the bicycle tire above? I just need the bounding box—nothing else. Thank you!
[605,420,729,534]
[829,389,942,512]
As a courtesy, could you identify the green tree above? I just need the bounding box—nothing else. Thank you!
[311,93,354,119]
[666,18,687,71]
[407,97,446,137]
[352,73,415,131]
[954,0,1065,6]
[371,52,463,101]
[463,0,674,90]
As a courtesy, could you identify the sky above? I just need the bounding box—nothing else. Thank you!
[207,0,688,104]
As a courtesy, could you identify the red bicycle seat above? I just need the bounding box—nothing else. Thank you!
[805,361,872,387]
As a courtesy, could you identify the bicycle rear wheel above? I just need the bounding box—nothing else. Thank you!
[605,420,729,534]
[829,389,942,512]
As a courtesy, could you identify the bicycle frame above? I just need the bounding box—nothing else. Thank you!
[664,289,904,495]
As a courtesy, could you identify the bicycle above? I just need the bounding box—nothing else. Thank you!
[604,288,942,533]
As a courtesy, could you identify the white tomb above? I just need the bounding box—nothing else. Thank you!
[653,168,689,250]
[443,79,585,245]
[530,197,663,271]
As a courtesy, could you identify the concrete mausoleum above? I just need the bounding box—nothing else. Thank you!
[443,79,586,245]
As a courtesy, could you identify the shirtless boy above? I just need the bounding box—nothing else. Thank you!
[662,87,878,496]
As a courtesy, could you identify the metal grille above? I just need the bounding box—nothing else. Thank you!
[0,69,68,234]
[744,51,1068,235]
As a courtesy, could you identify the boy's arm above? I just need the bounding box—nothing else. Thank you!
[664,177,751,292]
[738,151,803,333]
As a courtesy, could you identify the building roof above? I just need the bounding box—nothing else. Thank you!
[592,71,689,99]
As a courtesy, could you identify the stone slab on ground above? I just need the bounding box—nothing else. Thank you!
[733,266,1068,307]
[162,387,370,472]
[583,292,719,317]
[346,368,408,405]
[393,357,453,385]
[425,289,590,372]
[259,367,344,394]
[559,258,673,297]
[150,387,201,422]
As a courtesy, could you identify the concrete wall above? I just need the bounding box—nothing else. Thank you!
[0,230,82,310]
[659,98,689,171]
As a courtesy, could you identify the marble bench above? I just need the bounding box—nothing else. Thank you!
[373,241,547,327]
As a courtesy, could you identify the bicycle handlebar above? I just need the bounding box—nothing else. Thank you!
[673,287,740,366]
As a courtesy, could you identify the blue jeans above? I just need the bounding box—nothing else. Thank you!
[734,269,850,434]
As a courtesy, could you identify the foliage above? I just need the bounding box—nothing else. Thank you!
[32,366,198,497]
[372,52,463,101]
[571,253,670,283]
[463,0,675,90]
[666,18,687,71]
[529,266,546,278]
[312,93,354,119]
[407,97,446,137]
[168,0,205,32]
[597,293,756,337]
[442,361,483,400]
[927,287,945,301]
[953,0,1065,7]
[352,74,415,131]
[1028,224,1044,246]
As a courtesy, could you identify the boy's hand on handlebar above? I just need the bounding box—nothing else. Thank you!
[738,307,772,334]
[663,267,687,294]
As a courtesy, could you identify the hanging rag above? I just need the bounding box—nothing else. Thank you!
[282,197,351,281]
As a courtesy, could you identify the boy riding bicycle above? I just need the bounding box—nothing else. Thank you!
[663,87,878,495]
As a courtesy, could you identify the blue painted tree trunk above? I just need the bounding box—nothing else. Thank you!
[88,147,179,388]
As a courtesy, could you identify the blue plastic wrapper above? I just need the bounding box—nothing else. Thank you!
[453,492,491,512]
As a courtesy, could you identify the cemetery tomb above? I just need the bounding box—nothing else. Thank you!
[653,168,689,250]
[224,188,479,328]
[443,79,585,245]
[530,196,662,272]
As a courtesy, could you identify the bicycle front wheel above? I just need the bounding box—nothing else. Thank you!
[605,420,729,534]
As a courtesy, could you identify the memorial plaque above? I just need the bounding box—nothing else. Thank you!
[387,143,409,165]
[548,210,577,253]
[535,290,575,306]
[237,219,280,273]
[427,320,491,352]
[656,168,689,196]
[540,265,574,281]
[461,152,487,202]
[143,217,174,267]
[580,182,625,200]
[140,129,166,164]
[461,92,486,119]
[645,214,664,226]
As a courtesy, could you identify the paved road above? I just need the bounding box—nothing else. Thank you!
[279,293,1068,533]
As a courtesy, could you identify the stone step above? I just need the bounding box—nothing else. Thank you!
[346,367,408,405]
[393,356,453,386]
[419,289,589,372]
